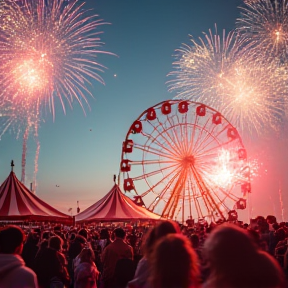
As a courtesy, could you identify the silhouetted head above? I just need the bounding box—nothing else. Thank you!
[113,228,126,239]
[48,235,63,251]
[150,234,200,288]
[0,225,25,254]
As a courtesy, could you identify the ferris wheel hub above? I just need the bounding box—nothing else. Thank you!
[181,155,195,166]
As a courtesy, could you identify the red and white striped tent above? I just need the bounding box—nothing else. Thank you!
[75,184,161,223]
[0,170,73,224]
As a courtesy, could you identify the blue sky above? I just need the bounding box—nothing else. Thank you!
[1,0,287,222]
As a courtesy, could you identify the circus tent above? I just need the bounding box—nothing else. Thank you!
[0,166,72,224]
[75,184,161,223]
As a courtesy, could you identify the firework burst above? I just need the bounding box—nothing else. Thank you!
[0,0,111,185]
[236,0,288,63]
[167,27,286,137]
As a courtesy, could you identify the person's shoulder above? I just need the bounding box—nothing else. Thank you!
[11,264,37,278]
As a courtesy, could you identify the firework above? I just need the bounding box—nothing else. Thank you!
[236,0,288,63]
[167,27,286,137]
[203,148,247,190]
[0,0,110,186]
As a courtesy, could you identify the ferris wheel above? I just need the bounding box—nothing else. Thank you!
[119,100,251,224]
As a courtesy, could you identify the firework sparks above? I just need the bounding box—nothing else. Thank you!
[201,148,250,191]
[0,0,111,186]
[236,0,288,63]
[167,27,286,137]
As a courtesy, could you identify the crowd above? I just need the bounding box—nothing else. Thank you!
[0,214,288,288]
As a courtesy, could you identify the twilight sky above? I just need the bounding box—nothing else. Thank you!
[0,0,287,223]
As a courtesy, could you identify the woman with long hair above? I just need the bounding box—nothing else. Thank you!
[74,247,99,288]
[149,233,200,288]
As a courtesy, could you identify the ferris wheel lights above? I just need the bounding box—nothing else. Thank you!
[212,112,222,125]
[120,159,131,172]
[130,120,142,134]
[146,107,157,120]
[196,104,206,116]
[227,127,238,139]
[122,140,134,153]
[124,178,134,191]
[178,101,189,113]
[238,148,247,160]
[161,101,172,115]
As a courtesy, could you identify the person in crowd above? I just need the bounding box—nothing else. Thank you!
[99,228,112,251]
[69,235,88,261]
[79,228,89,240]
[202,223,286,288]
[149,233,200,288]
[34,235,70,288]
[74,247,99,288]
[128,220,181,288]
[101,227,133,288]
[126,229,138,253]
[247,228,269,252]
[22,229,41,269]
[0,225,39,288]
[68,234,88,286]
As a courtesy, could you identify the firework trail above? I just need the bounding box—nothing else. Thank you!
[236,0,288,64]
[278,180,285,222]
[21,126,29,184]
[0,0,111,187]
[167,27,286,138]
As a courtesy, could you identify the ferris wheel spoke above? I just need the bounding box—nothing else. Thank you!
[134,143,181,162]
[130,159,177,166]
[181,115,190,154]
[193,123,230,155]
[132,162,180,183]
[161,168,188,219]
[148,116,184,155]
[166,116,189,156]
[192,126,219,155]
[190,116,211,153]
[190,165,226,220]
[156,120,184,156]
[196,165,239,203]
[143,165,183,200]
[195,150,221,166]
[193,136,220,159]
[179,122,192,156]
[142,128,181,158]
[186,181,196,217]
[204,180,233,206]
[187,112,200,156]
[195,137,236,159]
[187,171,205,219]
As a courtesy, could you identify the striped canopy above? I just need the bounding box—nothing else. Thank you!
[0,171,72,224]
[75,184,161,223]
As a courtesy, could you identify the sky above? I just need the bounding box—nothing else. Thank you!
[1,0,288,223]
